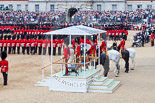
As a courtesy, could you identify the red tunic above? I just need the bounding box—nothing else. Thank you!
[57,39,63,47]
[118,40,125,50]
[11,40,16,47]
[75,45,81,57]
[42,39,48,48]
[21,39,26,47]
[26,39,31,47]
[47,40,51,47]
[37,39,43,47]
[0,60,8,72]
[150,34,154,40]
[100,40,107,52]
[53,39,57,48]
[88,43,96,56]
[64,46,70,60]
[16,40,21,47]
[7,40,12,47]
[0,40,3,47]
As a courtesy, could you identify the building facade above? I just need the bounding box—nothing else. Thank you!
[0,0,155,12]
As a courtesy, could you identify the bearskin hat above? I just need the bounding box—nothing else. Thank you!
[1,51,7,60]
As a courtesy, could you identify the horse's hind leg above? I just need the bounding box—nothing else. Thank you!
[103,56,110,77]
[115,63,120,77]
[125,61,129,73]
[131,58,135,70]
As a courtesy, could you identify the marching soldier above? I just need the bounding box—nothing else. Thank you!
[30,38,36,55]
[42,36,48,55]
[3,36,8,53]
[8,35,12,54]
[26,36,31,55]
[0,35,3,52]
[12,36,16,54]
[16,36,21,54]
[38,36,43,55]
[21,37,26,55]
[0,51,9,86]
[47,38,51,55]
[57,38,63,55]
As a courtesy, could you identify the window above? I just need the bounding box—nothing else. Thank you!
[17,4,21,11]
[9,4,13,9]
[112,4,117,11]
[35,4,39,12]
[50,5,55,12]
[147,5,152,9]
[97,5,101,12]
[137,5,142,9]
[25,4,28,11]
[0,5,4,10]
[127,5,132,11]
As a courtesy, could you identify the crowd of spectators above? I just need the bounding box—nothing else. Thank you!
[72,9,155,24]
[0,11,66,25]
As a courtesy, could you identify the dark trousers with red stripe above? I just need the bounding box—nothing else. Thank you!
[43,47,47,55]
[27,47,30,55]
[31,47,35,55]
[8,47,11,54]
[22,47,25,54]
[58,47,61,55]
[48,47,51,55]
[2,72,8,85]
[12,47,16,54]
[39,47,42,55]
[65,59,68,75]
[17,47,20,54]
[4,47,7,53]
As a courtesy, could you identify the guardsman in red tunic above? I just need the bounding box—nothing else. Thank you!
[48,39,51,55]
[53,38,57,55]
[100,39,107,54]
[150,33,154,46]
[16,37,21,54]
[21,38,26,55]
[57,38,63,55]
[118,38,126,50]
[87,41,96,56]
[38,37,43,55]
[12,37,16,54]
[30,38,35,55]
[8,36,12,54]
[42,38,48,55]
[0,36,3,52]
[63,42,70,76]
[0,51,8,86]
[26,36,31,55]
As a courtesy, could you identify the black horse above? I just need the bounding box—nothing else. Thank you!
[117,47,130,73]
[96,48,110,77]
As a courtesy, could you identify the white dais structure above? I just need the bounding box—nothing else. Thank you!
[35,25,121,93]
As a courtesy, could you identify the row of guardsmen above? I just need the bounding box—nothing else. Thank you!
[0,35,64,55]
